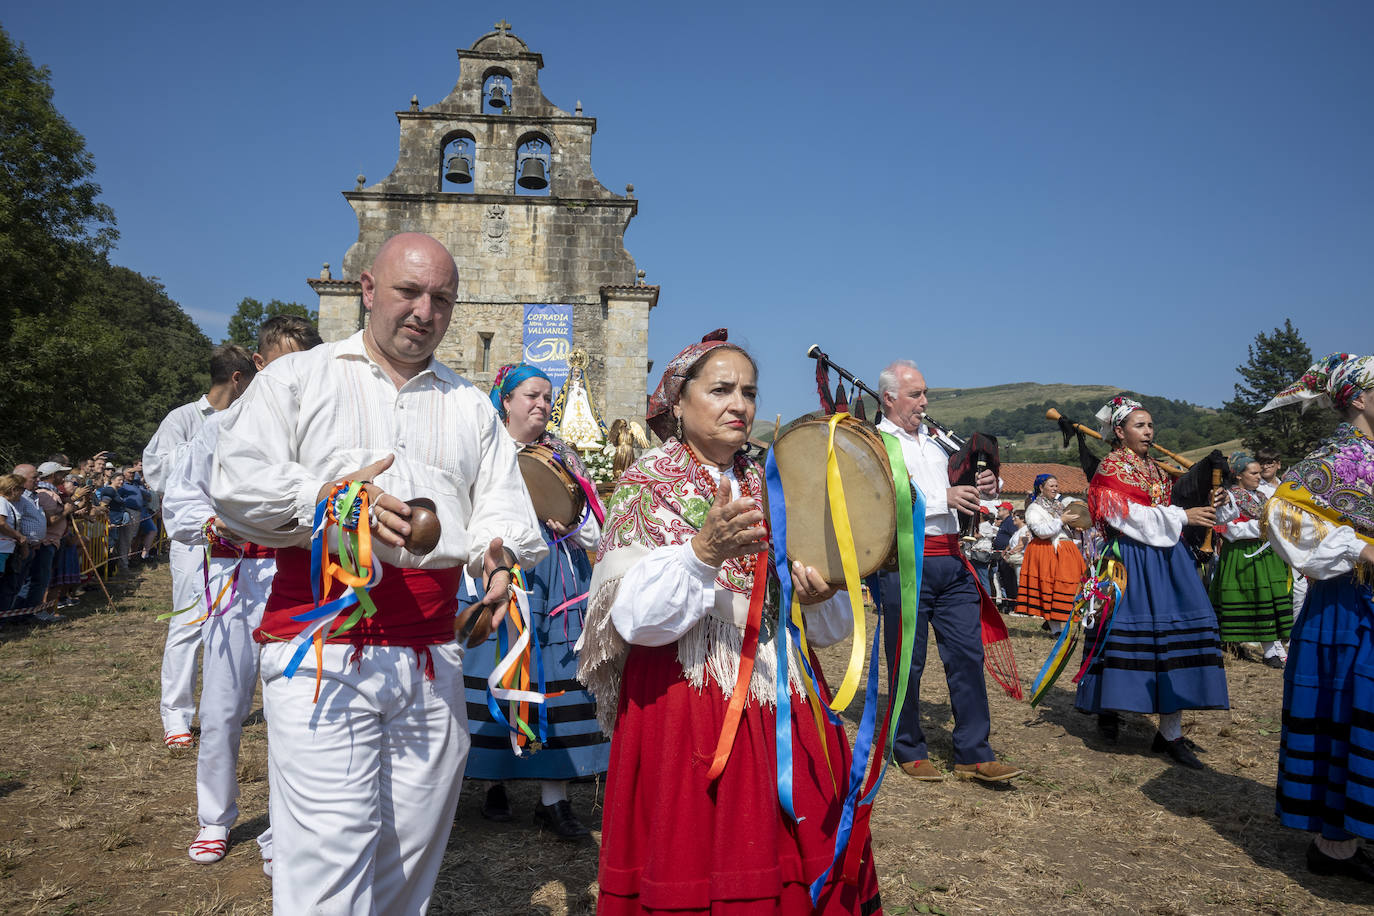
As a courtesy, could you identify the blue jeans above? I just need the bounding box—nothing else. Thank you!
[0,549,33,611]
[16,544,56,609]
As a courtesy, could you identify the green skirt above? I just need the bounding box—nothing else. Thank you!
[1209,538,1293,642]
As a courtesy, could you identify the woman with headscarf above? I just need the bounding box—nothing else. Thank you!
[1015,473,1087,636]
[464,363,609,840]
[1074,396,1229,769]
[1262,354,1374,882]
[578,330,882,914]
[1210,451,1293,667]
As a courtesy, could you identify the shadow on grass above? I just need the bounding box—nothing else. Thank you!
[436,778,601,914]
[1140,765,1374,906]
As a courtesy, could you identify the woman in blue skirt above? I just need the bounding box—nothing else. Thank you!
[462,364,609,840]
[1075,396,1229,768]
[1263,353,1374,882]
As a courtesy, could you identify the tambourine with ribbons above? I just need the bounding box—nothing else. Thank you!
[702,411,925,905]
[1028,546,1127,706]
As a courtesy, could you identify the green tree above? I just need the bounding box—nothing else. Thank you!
[0,27,116,318]
[0,26,120,457]
[83,266,212,457]
[6,262,212,459]
[225,297,318,348]
[0,27,211,460]
[1223,320,1329,464]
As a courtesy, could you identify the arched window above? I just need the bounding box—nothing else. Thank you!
[483,71,512,112]
[440,134,475,191]
[514,133,551,196]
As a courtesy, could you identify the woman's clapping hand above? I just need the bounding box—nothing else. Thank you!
[690,477,767,568]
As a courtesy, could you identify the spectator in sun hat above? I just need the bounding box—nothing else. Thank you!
[33,460,77,617]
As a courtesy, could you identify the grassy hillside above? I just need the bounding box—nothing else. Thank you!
[756,382,1121,444]
[923,383,1122,427]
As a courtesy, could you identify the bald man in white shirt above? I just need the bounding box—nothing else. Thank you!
[211,233,545,915]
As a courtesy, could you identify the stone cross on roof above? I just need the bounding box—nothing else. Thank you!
[494,19,512,37]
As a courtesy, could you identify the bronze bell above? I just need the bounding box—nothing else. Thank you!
[517,157,548,190]
[444,153,472,184]
[488,84,508,109]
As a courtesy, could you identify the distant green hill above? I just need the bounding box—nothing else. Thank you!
[923,383,1122,428]
[754,382,1241,462]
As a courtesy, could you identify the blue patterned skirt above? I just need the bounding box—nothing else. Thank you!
[462,538,611,781]
[1276,573,1374,840]
[1075,537,1229,715]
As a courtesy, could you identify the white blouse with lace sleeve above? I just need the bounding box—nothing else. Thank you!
[1102,501,1187,549]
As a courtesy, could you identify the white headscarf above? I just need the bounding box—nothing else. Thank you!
[1094,395,1144,439]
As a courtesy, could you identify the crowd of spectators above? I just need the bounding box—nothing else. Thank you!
[0,451,160,623]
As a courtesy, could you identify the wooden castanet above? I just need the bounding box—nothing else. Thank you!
[770,414,897,585]
[404,498,441,555]
[1045,407,1190,477]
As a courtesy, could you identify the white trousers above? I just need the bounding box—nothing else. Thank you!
[261,641,469,916]
[161,541,205,733]
[197,556,273,828]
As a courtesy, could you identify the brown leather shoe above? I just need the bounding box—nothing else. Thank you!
[954,760,1023,782]
[898,759,945,781]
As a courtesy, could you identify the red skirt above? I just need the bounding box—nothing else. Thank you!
[1015,538,1086,623]
[597,643,882,915]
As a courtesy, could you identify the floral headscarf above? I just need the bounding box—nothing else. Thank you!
[489,363,552,419]
[1259,353,1361,414]
[645,329,742,441]
[1228,450,1256,476]
[1330,356,1374,410]
[1094,395,1144,439]
[1032,473,1054,501]
[1275,422,1374,538]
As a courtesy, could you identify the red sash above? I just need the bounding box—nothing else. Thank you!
[923,533,962,557]
[255,546,462,647]
[919,534,1023,699]
[211,541,275,560]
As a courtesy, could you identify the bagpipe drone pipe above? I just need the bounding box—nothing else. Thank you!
[1167,450,1229,562]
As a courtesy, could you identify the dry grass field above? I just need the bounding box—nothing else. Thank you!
[1,567,1371,915]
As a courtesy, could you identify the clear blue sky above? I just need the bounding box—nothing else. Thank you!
[7,1,1373,426]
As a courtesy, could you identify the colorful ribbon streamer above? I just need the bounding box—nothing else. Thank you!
[283,482,382,700]
[764,419,925,905]
[807,429,925,902]
[484,566,561,755]
[1027,544,1126,705]
[156,517,244,625]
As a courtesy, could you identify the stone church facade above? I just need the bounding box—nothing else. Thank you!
[308,22,657,426]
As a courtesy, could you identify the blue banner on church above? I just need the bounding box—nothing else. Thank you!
[522,304,573,392]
